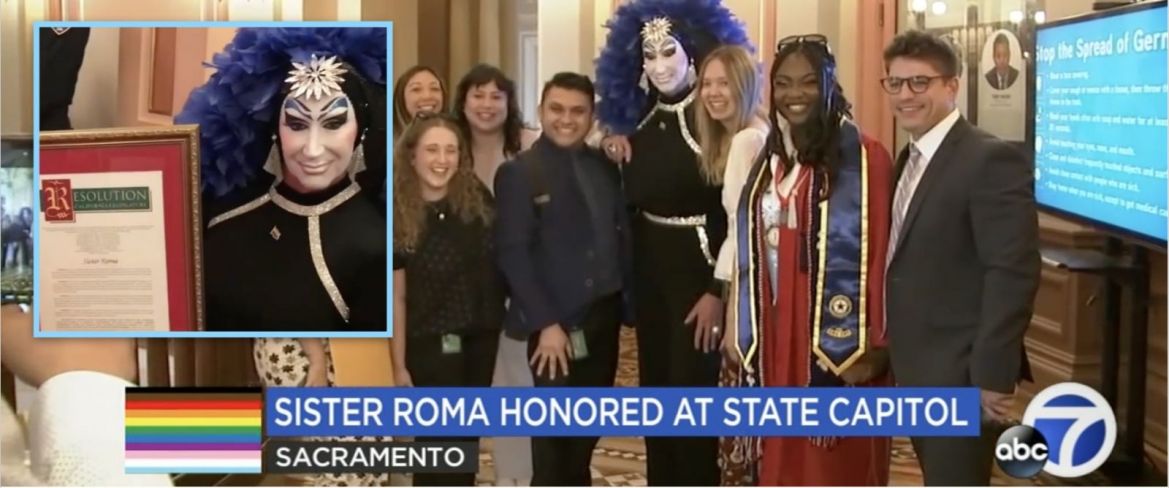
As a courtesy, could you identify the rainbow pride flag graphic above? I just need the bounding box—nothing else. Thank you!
[124,387,263,474]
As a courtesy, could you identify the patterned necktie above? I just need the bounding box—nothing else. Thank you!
[887,143,923,265]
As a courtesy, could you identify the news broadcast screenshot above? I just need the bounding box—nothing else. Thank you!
[0,0,1166,487]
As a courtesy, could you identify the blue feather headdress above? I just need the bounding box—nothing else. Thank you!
[175,28,387,198]
[595,0,753,135]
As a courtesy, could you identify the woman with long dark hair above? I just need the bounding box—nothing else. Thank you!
[393,65,447,138]
[452,63,539,190]
[450,63,538,486]
[720,35,895,486]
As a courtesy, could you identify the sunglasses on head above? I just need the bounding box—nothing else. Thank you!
[776,34,832,54]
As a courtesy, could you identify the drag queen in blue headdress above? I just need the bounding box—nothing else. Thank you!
[176,28,390,486]
[594,1,751,485]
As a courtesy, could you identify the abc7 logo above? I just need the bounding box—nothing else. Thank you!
[994,382,1117,479]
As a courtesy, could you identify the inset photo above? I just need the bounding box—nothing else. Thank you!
[34,23,393,338]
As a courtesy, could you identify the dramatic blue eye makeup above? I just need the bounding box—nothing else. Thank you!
[283,97,351,131]
[320,97,350,130]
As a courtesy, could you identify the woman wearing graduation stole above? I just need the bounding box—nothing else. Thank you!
[720,35,895,486]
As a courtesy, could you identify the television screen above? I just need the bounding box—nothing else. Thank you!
[1034,1,1167,248]
[2,135,34,303]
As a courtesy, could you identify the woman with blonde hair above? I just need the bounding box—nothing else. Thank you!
[392,112,504,486]
[695,44,769,297]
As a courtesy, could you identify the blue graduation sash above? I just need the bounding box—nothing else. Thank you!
[732,141,769,371]
[732,120,869,385]
[809,120,868,379]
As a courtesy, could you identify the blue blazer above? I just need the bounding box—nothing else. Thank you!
[494,137,635,335]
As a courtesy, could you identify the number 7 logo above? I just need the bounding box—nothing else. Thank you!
[1021,382,1117,478]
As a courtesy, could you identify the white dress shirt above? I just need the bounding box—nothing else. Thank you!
[897,107,962,212]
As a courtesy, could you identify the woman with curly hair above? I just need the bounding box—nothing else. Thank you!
[391,112,505,486]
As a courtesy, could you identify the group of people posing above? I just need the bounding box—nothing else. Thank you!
[388,6,1039,488]
[185,0,1041,485]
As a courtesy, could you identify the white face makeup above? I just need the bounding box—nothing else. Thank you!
[278,94,359,193]
[642,35,692,96]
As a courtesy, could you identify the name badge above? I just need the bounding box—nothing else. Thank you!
[569,329,589,360]
[441,334,462,355]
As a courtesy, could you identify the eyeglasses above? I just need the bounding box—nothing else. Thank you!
[880,75,950,94]
[776,34,832,54]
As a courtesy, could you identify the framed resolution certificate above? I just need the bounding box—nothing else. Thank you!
[37,125,203,334]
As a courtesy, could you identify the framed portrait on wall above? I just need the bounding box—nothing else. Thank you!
[977,28,1028,141]
[926,22,1032,143]
[36,124,204,335]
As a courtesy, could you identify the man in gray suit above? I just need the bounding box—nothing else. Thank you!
[880,30,1041,485]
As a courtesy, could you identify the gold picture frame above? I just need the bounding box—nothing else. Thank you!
[37,124,204,334]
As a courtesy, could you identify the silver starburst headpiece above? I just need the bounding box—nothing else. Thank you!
[641,17,673,44]
[284,54,348,101]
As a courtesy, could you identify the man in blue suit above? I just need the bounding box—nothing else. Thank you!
[494,72,634,487]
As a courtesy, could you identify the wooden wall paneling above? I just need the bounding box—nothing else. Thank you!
[449,0,478,87]
[418,0,451,86]
[117,28,173,126]
[144,338,171,387]
[577,0,594,77]
[1017,215,1110,411]
[303,0,337,20]
[117,28,140,126]
[48,0,62,20]
[195,339,258,387]
[1143,251,1167,470]
[172,28,211,116]
[171,339,196,386]
[500,0,519,82]
[479,0,502,66]
[63,0,81,20]
[1025,213,1168,474]
[855,0,897,151]
[1021,264,1107,405]
[149,28,177,116]
[362,0,419,79]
